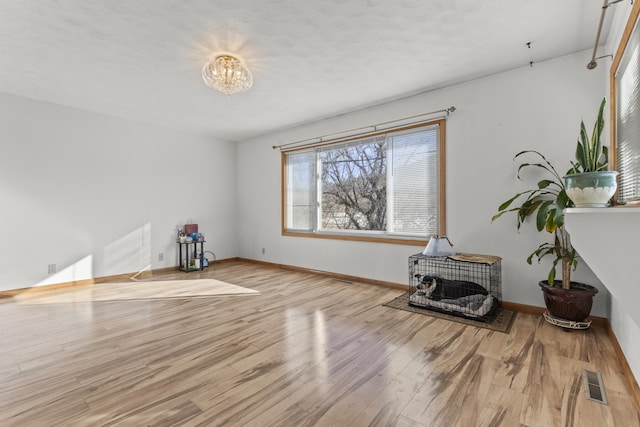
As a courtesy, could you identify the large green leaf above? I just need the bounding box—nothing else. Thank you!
[521,199,543,220]
[536,200,552,231]
[545,209,556,233]
[517,162,554,180]
[553,206,564,228]
[528,243,555,261]
[537,179,555,189]
[556,189,570,209]
[548,258,559,285]
[554,190,570,229]
[491,207,521,222]
[497,192,528,212]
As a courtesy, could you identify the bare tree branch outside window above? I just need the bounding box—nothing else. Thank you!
[320,139,387,230]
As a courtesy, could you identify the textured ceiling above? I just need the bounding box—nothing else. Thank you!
[0,0,612,142]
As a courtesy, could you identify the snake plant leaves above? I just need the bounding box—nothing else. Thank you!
[575,97,607,172]
[578,121,590,170]
[598,145,609,171]
[592,97,606,169]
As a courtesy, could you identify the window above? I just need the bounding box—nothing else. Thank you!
[282,120,445,244]
[613,2,640,204]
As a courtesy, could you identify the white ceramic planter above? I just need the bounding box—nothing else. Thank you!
[564,171,618,207]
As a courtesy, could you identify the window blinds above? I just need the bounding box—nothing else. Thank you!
[616,19,640,204]
[285,150,317,230]
[387,125,439,236]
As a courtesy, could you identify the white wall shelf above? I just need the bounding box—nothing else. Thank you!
[564,207,640,329]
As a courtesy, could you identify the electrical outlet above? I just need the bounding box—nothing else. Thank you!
[262,248,265,255]
[158,253,164,261]
[48,264,56,274]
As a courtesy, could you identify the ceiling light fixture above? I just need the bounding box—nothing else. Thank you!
[202,55,253,95]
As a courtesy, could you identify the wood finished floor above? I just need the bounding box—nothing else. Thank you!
[0,261,638,426]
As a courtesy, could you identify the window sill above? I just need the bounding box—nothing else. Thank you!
[282,230,427,246]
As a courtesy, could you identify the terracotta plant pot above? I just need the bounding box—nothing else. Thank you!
[538,280,598,322]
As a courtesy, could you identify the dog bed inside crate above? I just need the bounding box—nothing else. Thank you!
[409,292,495,318]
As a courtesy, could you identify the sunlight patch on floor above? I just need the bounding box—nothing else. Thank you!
[12,279,259,304]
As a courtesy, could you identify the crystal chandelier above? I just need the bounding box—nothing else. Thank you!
[201,55,253,95]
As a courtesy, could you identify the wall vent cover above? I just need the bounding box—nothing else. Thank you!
[583,369,608,405]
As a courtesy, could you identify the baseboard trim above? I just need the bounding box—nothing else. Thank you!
[0,271,159,299]
[0,277,96,298]
[240,259,608,328]
[0,259,237,299]
[501,301,546,316]
[237,258,409,291]
[607,322,640,410]
[500,301,608,328]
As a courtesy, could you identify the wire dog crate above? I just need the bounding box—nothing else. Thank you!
[408,253,502,322]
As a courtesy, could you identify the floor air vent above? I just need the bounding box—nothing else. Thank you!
[583,369,608,405]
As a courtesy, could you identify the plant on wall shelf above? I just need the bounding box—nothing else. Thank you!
[564,97,618,207]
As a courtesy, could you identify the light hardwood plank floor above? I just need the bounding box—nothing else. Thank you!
[0,261,638,426]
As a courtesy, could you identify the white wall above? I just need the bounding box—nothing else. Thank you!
[237,50,610,316]
[0,92,237,291]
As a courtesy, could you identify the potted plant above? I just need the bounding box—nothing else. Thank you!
[564,97,618,207]
[492,150,598,326]
[491,99,615,328]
